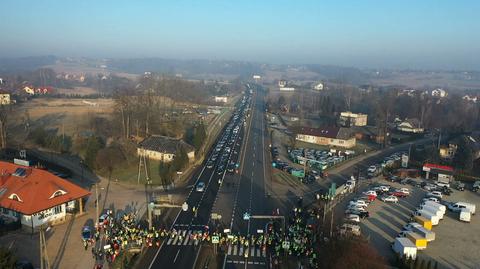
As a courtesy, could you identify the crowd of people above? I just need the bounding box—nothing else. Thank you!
[84,206,319,268]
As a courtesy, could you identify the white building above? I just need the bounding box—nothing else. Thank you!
[431,88,447,98]
[463,95,478,103]
[137,135,195,162]
[313,82,324,91]
[0,93,10,105]
[278,80,287,88]
[0,162,90,229]
[214,96,228,103]
[279,87,295,91]
[252,75,261,80]
[339,112,368,127]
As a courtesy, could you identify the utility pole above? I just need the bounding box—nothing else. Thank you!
[39,225,50,269]
[95,183,99,227]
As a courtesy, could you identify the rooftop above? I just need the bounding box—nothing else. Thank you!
[138,135,195,153]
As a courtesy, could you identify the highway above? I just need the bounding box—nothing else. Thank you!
[147,89,252,269]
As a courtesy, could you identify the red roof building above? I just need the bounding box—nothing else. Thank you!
[0,161,90,228]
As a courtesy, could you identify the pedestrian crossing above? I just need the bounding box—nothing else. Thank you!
[226,244,266,258]
[165,230,200,246]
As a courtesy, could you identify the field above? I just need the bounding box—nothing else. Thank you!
[9,98,114,143]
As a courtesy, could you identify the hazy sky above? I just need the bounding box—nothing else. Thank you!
[1,0,479,70]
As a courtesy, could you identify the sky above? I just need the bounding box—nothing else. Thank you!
[1,0,479,70]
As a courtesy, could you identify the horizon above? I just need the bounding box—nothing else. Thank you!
[1,1,480,71]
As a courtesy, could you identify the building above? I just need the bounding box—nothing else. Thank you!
[23,86,35,95]
[0,93,10,105]
[294,127,356,148]
[463,95,478,103]
[396,118,424,133]
[279,87,295,91]
[313,82,324,91]
[278,80,287,88]
[339,112,368,127]
[439,143,457,160]
[422,163,454,183]
[0,161,90,229]
[431,88,447,98]
[214,96,228,103]
[137,135,195,162]
[351,125,384,144]
[252,75,261,80]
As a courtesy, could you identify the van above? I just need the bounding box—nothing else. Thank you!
[414,216,432,230]
[418,205,444,220]
[448,202,476,214]
[422,201,446,214]
[412,210,439,226]
[459,209,471,222]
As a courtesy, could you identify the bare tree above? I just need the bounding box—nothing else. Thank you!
[0,106,10,149]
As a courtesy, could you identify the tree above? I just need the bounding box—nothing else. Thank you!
[0,106,10,150]
[454,137,474,171]
[96,146,125,177]
[84,136,103,169]
[172,146,189,172]
[158,162,175,190]
[192,123,207,152]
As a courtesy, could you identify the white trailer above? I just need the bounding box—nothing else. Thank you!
[413,210,440,225]
[419,205,444,220]
[392,237,417,260]
[422,201,446,214]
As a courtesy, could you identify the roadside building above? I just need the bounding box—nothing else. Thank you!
[313,82,324,91]
[252,75,261,80]
[0,161,90,230]
[23,86,35,95]
[439,143,457,160]
[214,96,228,103]
[396,118,424,133]
[462,95,478,103]
[422,163,454,183]
[278,80,287,88]
[0,92,11,105]
[339,111,368,127]
[431,88,447,98]
[279,87,295,91]
[293,126,356,148]
[137,135,195,162]
[351,125,384,144]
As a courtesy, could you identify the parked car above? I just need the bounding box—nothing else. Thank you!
[349,200,368,207]
[473,181,480,192]
[427,191,443,199]
[398,188,410,195]
[447,202,476,214]
[381,195,399,203]
[454,182,465,191]
[441,187,453,196]
[345,214,361,223]
[422,197,440,203]
[363,190,377,197]
[390,191,408,198]
[345,209,370,218]
[339,223,361,236]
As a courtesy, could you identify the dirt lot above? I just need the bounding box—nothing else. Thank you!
[355,178,480,269]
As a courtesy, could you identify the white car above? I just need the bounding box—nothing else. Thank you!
[422,197,440,203]
[196,182,206,192]
[427,191,443,199]
[403,222,422,232]
[398,188,410,195]
[379,185,390,192]
[347,204,367,211]
[363,190,377,197]
[345,214,361,223]
[381,195,398,203]
[349,200,368,207]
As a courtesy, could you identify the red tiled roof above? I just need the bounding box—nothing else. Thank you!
[423,163,454,172]
[0,161,90,215]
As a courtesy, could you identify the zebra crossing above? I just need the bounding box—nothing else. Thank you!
[165,230,200,246]
[226,244,266,258]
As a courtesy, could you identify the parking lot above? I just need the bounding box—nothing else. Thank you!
[351,178,480,269]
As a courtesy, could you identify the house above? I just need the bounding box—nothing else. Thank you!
[431,88,447,98]
[293,126,356,148]
[351,126,384,144]
[214,96,228,103]
[278,80,287,88]
[252,75,261,80]
[463,95,478,103]
[137,135,195,162]
[0,161,90,229]
[439,144,457,160]
[0,93,10,105]
[396,118,424,133]
[448,134,480,161]
[279,87,295,91]
[313,82,324,91]
[23,86,35,95]
[339,112,368,127]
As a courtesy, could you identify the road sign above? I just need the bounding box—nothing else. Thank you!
[212,236,220,244]
[243,212,250,220]
[182,202,188,212]
[223,229,231,234]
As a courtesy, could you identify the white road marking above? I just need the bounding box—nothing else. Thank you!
[173,249,180,263]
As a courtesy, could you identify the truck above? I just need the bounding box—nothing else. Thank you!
[392,237,417,260]
[412,210,439,226]
[406,231,428,250]
[418,204,444,220]
[422,200,446,215]
[459,209,471,222]
[448,202,476,215]
[414,215,432,230]
[410,224,435,242]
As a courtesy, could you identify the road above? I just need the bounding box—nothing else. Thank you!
[146,90,251,269]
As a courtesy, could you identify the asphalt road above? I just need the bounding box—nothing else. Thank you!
[146,90,251,269]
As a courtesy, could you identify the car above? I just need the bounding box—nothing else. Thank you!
[473,181,480,192]
[346,209,370,218]
[196,182,206,192]
[441,187,453,196]
[403,222,422,232]
[389,191,407,198]
[381,195,399,203]
[436,182,450,188]
[339,223,361,236]
[349,200,368,207]
[345,214,361,223]
[398,188,410,195]
[423,184,437,191]
[363,190,377,197]
[427,191,443,199]
[347,204,367,212]
[454,182,465,191]
[206,161,214,169]
[422,197,440,203]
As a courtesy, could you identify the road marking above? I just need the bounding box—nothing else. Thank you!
[250,246,255,257]
[173,249,180,263]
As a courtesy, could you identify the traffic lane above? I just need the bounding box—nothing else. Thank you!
[150,245,197,269]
